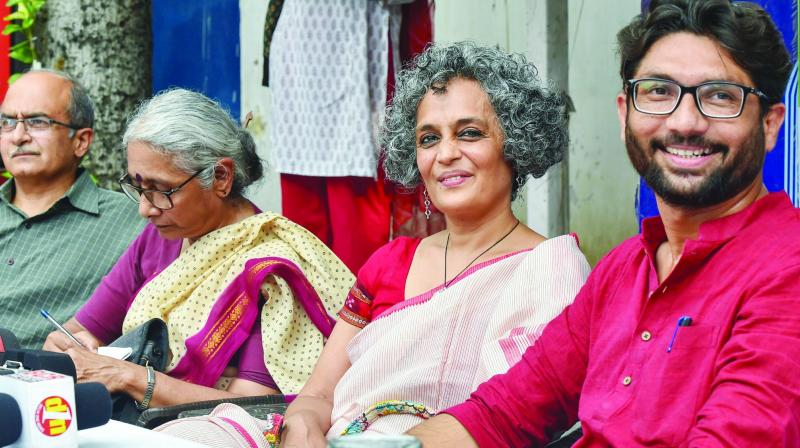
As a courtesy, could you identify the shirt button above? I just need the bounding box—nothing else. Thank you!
[622,375,632,386]
[24,223,31,229]
[641,331,652,341]
[6,258,13,266]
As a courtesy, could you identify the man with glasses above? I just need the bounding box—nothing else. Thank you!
[407,0,800,446]
[0,70,143,348]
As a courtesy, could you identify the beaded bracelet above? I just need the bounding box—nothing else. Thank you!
[341,400,436,435]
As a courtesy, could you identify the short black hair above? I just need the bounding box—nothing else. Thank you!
[618,0,791,104]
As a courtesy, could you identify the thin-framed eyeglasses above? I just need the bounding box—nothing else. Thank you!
[118,168,206,211]
[0,115,81,136]
[626,78,768,119]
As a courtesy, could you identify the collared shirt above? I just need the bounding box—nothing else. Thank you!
[445,192,800,447]
[0,170,144,348]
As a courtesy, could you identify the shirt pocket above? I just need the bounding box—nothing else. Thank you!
[668,324,718,351]
[630,325,719,445]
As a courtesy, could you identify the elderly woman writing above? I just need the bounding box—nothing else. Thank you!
[280,41,590,446]
[44,89,353,410]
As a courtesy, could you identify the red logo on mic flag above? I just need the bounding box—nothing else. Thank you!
[34,395,73,436]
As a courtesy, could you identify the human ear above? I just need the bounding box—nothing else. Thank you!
[616,92,628,143]
[72,128,93,159]
[761,102,786,154]
[213,158,236,197]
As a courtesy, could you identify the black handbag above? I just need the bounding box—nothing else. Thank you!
[106,318,170,425]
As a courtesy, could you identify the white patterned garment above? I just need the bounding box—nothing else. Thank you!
[327,235,591,437]
[269,0,393,178]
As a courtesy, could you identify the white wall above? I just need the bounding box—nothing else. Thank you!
[567,0,640,264]
[240,0,281,213]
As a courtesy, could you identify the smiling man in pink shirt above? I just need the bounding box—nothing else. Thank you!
[407,0,800,446]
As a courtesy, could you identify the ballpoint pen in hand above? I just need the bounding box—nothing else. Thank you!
[40,309,86,348]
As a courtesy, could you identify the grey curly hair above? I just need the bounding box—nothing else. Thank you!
[122,88,263,198]
[382,41,569,199]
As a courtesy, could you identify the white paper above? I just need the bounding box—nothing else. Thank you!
[97,346,132,360]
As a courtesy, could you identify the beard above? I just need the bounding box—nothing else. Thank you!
[625,121,766,208]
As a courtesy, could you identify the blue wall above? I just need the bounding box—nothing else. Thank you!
[151,0,241,120]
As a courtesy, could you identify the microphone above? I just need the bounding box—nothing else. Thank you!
[0,328,76,379]
[0,328,19,353]
[0,369,77,447]
[0,380,111,447]
[74,382,112,430]
[0,392,22,446]
[1,349,77,380]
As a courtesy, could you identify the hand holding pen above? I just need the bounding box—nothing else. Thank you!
[40,309,87,349]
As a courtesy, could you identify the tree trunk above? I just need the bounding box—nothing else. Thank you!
[36,0,151,189]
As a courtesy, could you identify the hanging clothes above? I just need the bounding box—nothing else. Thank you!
[270,0,391,178]
[268,0,435,273]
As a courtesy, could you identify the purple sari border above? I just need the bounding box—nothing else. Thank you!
[170,256,336,387]
[373,247,532,323]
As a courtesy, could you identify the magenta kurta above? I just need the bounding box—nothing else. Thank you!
[446,192,800,447]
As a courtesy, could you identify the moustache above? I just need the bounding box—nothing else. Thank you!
[650,134,728,155]
[9,147,40,157]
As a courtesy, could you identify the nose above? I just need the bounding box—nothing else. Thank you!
[137,193,161,218]
[436,136,462,164]
[665,92,709,137]
[9,120,31,145]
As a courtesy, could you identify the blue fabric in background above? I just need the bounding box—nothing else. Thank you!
[636,0,798,222]
[151,0,241,121]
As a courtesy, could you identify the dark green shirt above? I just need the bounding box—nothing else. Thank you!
[0,170,145,348]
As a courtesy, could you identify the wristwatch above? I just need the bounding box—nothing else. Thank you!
[136,365,156,411]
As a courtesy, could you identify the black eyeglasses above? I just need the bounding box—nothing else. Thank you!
[626,78,767,119]
[0,116,80,135]
[118,169,206,210]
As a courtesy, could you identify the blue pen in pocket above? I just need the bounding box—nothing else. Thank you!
[666,315,693,353]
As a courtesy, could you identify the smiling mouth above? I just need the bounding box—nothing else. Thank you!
[438,174,472,187]
[663,146,714,159]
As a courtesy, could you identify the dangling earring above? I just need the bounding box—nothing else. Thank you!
[423,189,431,220]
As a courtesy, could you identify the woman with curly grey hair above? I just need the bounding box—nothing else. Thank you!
[44,89,354,420]
[278,41,589,446]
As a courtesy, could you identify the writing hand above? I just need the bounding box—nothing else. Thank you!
[43,329,101,352]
